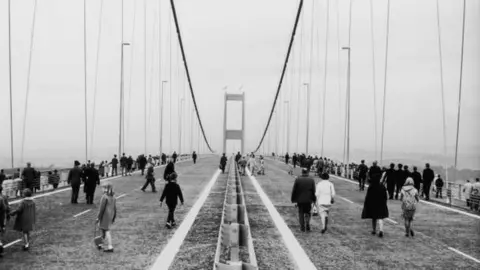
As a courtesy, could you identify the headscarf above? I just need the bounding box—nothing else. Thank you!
[102,182,115,196]
[404,177,414,186]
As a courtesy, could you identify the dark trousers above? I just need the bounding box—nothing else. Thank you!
[86,191,95,204]
[120,166,126,176]
[297,203,312,230]
[395,183,403,199]
[436,187,443,198]
[71,184,80,203]
[173,158,177,164]
[193,158,197,164]
[141,179,156,192]
[387,182,395,199]
[112,166,118,176]
[221,164,226,173]
[140,167,145,175]
[423,182,431,200]
[167,204,177,223]
[359,175,366,190]
[293,161,297,168]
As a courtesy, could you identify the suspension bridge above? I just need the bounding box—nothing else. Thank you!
[0,0,479,269]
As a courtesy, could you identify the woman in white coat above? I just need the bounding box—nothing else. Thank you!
[315,173,336,234]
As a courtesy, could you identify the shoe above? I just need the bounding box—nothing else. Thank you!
[166,222,172,229]
[306,226,311,232]
[23,245,29,251]
[321,229,326,234]
[97,245,103,250]
[378,231,383,238]
[405,233,409,237]
[141,189,145,192]
[172,221,177,227]
[410,229,414,237]
[301,227,305,232]
[371,231,376,235]
[152,190,157,193]
[103,248,114,253]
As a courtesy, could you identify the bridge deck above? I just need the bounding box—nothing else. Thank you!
[0,157,478,269]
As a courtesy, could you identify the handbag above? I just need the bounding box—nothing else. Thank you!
[94,222,103,247]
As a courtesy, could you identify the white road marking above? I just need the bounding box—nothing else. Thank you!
[4,239,22,248]
[448,247,480,264]
[150,169,222,270]
[329,175,480,220]
[73,209,91,218]
[385,218,398,224]
[116,194,127,199]
[246,169,317,270]
[337,196,354,204]
[9,158,194,205]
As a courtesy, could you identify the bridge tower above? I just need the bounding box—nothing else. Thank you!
[223,92,245,154]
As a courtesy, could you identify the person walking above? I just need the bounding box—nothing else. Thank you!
[361,170,389,238]
[67,161,82,204]
[127,156,134,176]
[164,159,175,181]
[394,164,405,200]
[400,178,419,237]
[159,172,184,229]
[384,163,396,199]
[434,174,444,199]
[248,154,256,175]
[220,154,228,174]
[357,160,368,191]
[411,167,422,192]
[9,188,36,251]
[138,155,147,176]
[172,152,178,164]
[141,165,157,192]
[120,153,127,176]
[291,168,316,232]
[292,153,297,169]
[48,170,60,190]
[285,153,290,165]
[110,155,119,177]
[85,163,100,204]
[21,163,36,194]
[315,173,335,234]
[99,161,105,178]
[463,179,473,208]
[0,170,5,187]
[0,186,10,256]
[96,183,117,252]
[368,161,382,187]
[192,151,197,164]
[422,163,434,200]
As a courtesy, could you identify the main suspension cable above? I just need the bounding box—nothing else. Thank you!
[20,0,39,164]
[169,0,215,152]
[253,0,304,153]
[379,0,391,165]
[369,0,378,160]
[90,0,106,159]
[321,0,330,157]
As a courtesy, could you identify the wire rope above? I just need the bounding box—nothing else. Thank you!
[125,0,139,154]
[307,0,315,156]
[8,0,15,168]
[170,0,219,152]
[454,0,467,178]
[83,0,88,163]
[435,0,449,184]
[379,0,391,165]
[369,0,378,160]
[295,4,305,152]
[253,0,304,153]
[321,0,330,157]
[20,0,39,164]
[90,0,106,159]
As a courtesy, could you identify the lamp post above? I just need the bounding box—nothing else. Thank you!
[178,97,184,154]
[303,83,310,155]
[284,101,290,154]
[160,80,168,156]
[342,46,351,178]
[118,42,130,159]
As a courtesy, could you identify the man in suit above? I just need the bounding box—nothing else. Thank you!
[422,163,435,200]
[291,168,316,232]
[67,161,82,204]
[384,163,396,199]
[21,163,36,193]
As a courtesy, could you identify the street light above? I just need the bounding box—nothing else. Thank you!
[303,83,311,155]
[160,80,168,156]
[118,42,130,159]
[342,46,351,178]
[284,100,290,154]
[178,97,185,154]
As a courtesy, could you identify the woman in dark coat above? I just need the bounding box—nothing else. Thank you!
[10,188,36,250]
[361,176,389,238]
[164,160,175,181]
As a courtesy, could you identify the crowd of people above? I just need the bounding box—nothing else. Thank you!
[0,150,192,256]
[286,154,480,237]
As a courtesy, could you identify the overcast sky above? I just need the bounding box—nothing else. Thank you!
[0,0,478,169]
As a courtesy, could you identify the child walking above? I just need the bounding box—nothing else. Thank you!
[96,183,117,252]
[160,173,184,229]
[400,177,419,237]
[9,188,36,251]
[0,186,10,256]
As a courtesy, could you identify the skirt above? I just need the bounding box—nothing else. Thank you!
[401,209,416,221]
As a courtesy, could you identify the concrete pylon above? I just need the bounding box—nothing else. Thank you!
[223,92,245,154]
